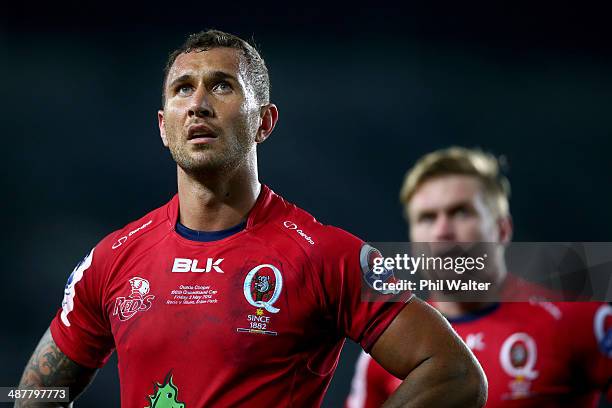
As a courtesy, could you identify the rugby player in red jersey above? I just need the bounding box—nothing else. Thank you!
[16,32,486,407]
[346,147,612,407]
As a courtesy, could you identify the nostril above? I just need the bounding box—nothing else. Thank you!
[191,108,212,118]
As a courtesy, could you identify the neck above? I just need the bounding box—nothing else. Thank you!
[431,256,507,319]
[176,158,260,232]
[431,301,496,319]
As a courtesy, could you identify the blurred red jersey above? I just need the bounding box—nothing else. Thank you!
[346,301,612,408]
[50,185,410,407]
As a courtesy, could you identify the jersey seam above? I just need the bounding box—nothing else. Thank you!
[269,222,327,313]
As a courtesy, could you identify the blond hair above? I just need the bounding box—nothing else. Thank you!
[400,147,511,217]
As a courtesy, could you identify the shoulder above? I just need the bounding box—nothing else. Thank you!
[557,301,611,312]
[89,197,175,268]
[501,274,561,301]
[554,302,612,358]
[555,302,612,341]
[487,301,564,326]
[553,301,611,322]
[262,188,364,261]
[513,301,611,341]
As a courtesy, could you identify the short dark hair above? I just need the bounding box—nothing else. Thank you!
[162,29,270,106]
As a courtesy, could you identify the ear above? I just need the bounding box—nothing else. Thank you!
[255,103,279,143]
[497,215,513,244]
[158,110,169,147]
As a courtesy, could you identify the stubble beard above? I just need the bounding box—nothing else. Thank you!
[165,119,257,178]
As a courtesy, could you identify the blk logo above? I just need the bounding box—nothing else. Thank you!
[172,258,224,273]
[465,332,486,351]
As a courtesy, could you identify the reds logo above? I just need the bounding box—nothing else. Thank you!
[113,277,155,321]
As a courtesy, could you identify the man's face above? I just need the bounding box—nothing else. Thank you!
[407,175,500,243]
[158,47,261,174]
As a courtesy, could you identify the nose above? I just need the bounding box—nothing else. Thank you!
[433,214,456,242]
[188,88,214,118]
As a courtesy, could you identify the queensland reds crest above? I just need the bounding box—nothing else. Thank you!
[500,332,539,399]
[243,264,283,313]
[112,277,155,321]
[500,332,539,379]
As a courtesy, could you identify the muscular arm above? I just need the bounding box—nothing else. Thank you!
[371,298,487,407]
[16,328,98,408]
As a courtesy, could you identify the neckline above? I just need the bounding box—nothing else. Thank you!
[175,220,247,242]
[166,184,271,230]
[445,302,501,324]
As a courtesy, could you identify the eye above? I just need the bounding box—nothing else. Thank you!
[451,206,474,219]
[418,213,436,224]
[212,81,232,93]
[455,208,468,217]
[176,85,194,96]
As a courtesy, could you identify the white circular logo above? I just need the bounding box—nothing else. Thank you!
[243,264,283,314]
[499,332,539,380]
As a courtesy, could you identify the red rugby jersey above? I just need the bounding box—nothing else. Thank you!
[50,185,410,407]
[346,301,612,408]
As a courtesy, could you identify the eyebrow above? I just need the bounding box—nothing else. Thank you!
[446,202,475,214]
[167,71,240,89]
[415,201,474,217]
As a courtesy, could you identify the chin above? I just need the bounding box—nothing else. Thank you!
[180,160,223,173]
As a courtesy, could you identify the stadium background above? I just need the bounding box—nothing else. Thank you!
[2,3,611,407]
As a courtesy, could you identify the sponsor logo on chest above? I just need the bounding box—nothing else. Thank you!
[283,221,315,245]
[112,220,152,249]
[171,258,224,273]
[465,332,486,351]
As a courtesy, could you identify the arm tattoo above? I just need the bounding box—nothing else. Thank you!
[16,328,98,407]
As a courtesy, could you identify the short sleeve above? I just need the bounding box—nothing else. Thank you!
[322,230,412,352]
[565,302,612,398]
[49,247,115,368]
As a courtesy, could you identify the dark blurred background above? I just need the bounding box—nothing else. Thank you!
[2,2,611,407]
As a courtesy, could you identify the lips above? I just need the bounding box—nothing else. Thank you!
[187,124,217,140]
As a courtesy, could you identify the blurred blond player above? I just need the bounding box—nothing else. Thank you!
[346,147,612,407]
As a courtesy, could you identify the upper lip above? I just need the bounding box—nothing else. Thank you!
[187,124,217,140]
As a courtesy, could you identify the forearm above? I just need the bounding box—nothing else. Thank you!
[371,299,487,407]
[16,328,97,408]
[382,352,486,408]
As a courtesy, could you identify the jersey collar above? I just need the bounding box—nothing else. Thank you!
[166,184,274,231]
